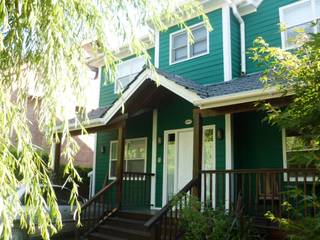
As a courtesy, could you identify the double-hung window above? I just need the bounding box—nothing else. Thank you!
[114,57,145,94]
[280,0,320,49]
[170,23,209,64]
[109,138,147,179]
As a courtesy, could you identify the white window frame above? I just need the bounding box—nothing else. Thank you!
[114,56,145,94]
[109,137,148,180]
[169,22,209,65]
[279,0,320,50]
[282,129,318,182]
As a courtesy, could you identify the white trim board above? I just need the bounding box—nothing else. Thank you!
[150,109,158,207]
[222,4,232,82]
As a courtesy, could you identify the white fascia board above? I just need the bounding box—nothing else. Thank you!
[84,68,202,127]
[196,87,291,109]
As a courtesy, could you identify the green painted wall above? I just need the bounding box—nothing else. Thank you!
[231,12,241,78]
[233,111,283,169]
[159,9,224,85]
[154,95,226,207]
[244,0,296,74]
[99,47,155,108]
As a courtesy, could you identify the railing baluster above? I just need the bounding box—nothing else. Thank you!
[204,172,207,206]
[229,172,232,211]
[210,173,213,208]
[304,171,307,217]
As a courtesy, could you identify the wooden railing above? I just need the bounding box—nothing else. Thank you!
[75,179,119,238]
[122,172,155,209]
[201,168,319,218]
[145,178,198,240]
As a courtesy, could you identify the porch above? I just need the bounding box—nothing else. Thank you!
[54,68,316,239]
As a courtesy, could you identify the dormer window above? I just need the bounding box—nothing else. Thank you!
[114,56,145,94]
[170,23,209,64]
[280,0,320,50]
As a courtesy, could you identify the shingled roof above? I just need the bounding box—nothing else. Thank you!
[67,69,266,128]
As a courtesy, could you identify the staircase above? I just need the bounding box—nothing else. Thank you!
[76,174,198,240]
[87,211,156,240]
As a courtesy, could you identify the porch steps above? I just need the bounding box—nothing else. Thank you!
[87,211,156,240]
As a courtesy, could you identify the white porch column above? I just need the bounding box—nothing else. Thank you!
[225,113,234,211]
[150,109,158,208]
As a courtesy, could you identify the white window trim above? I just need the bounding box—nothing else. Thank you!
[114,56,145,94]
[109,137,148,180]
[282,128,317,182]
[169,22,210,65]
[279,0,320,50]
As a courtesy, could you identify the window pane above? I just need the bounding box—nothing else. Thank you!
[115,57,144,92]
[125,139,146,160]
[173,32,187,49]
[190,40,207,57]
[282,0,313,28]
[167,133,176,201]
[285,22,314,48]
[110,160,116,178]
[126,159,145,172]
[316,0,320,19]
[203,128,214,170]
[173,47,188,62]
[192,26,207,41]
[110,142,117,159]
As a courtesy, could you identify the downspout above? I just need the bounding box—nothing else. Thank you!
[226,0,246,74]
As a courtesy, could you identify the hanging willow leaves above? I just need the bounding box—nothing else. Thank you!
[0,1,208,239]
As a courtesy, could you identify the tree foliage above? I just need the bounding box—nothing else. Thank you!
[0,1,208,239]
[251,33,320,166]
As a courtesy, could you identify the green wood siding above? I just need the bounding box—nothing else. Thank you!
[99,47,155,108]
[231,12,241,78]
[244,0,296,74]
[233,111,283,169]
[159,9,224,85]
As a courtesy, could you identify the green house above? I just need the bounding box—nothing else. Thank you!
[55,0,320,239]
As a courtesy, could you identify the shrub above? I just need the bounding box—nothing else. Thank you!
[178,195,263,240]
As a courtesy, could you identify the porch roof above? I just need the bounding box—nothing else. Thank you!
[64,68,283,133]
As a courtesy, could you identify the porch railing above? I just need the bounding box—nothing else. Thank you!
[122,172,155,209]
[145,178,199,240]
[201,168,319,218]
[75,179,119,238]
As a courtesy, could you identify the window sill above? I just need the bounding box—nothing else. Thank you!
[169,51,210,66]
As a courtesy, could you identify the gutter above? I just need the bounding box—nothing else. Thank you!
[195,87,290,109]
[226,0,246,74]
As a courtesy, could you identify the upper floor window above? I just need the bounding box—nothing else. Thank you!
[170,23,209,64]
[114,56,145,93]
[280,0,320,49]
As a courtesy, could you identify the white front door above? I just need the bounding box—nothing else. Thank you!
[177,130,194,190]
[163,128,193,204]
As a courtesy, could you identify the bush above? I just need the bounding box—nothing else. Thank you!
[178,195,263,240]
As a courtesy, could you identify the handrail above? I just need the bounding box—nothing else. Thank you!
[81,179,118,209]
[76,178,119,239]
[145,178,198,229]
[201,168,318,174]
[123,171,155,176]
